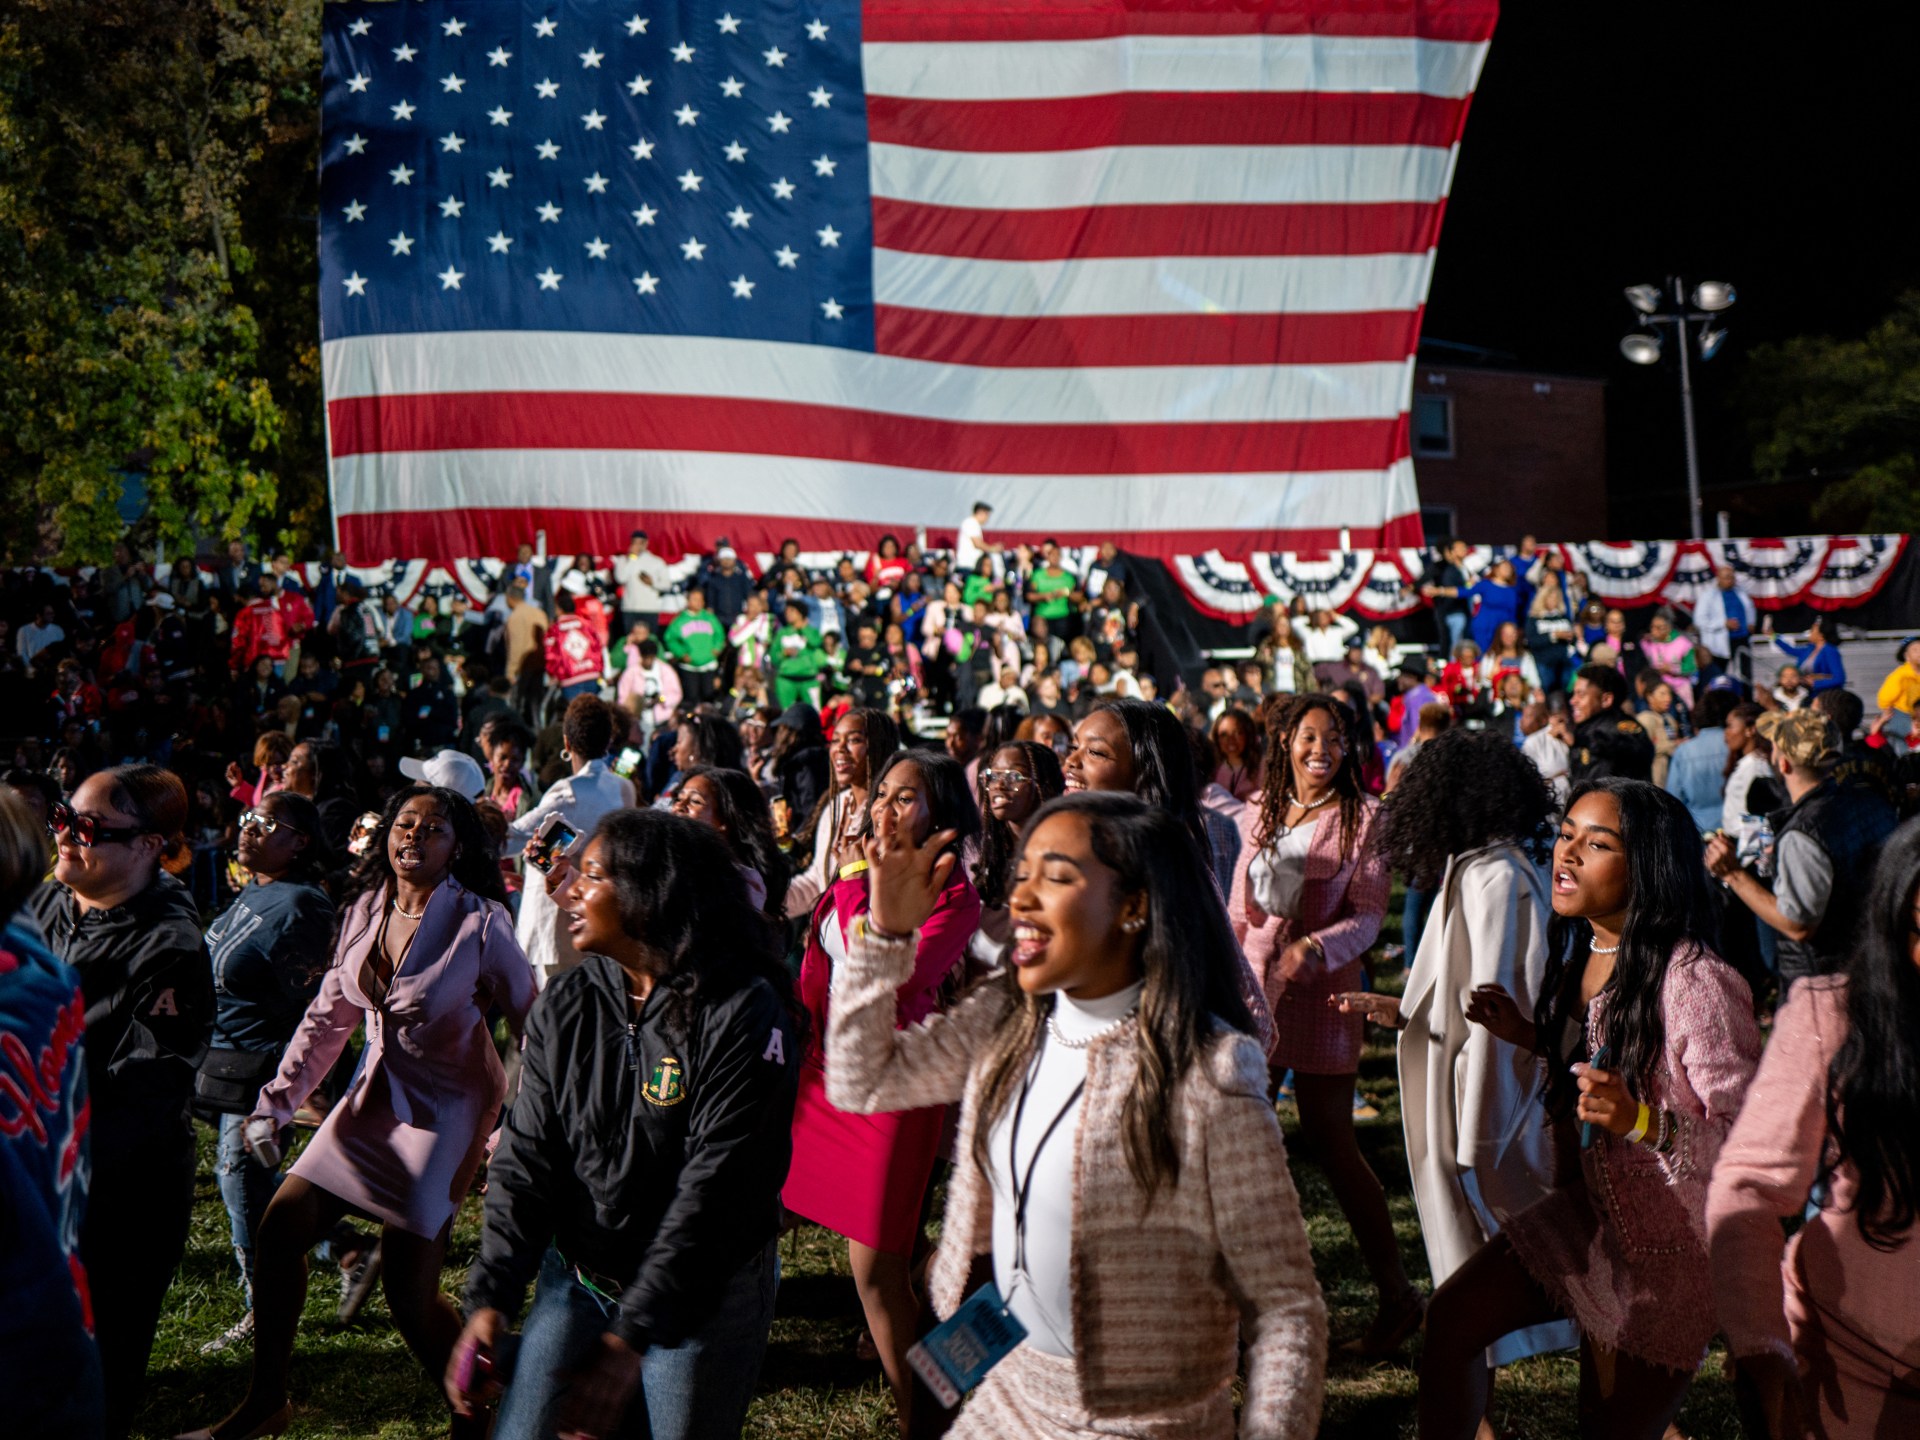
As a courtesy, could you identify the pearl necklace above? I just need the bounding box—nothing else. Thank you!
[1590,939,1621,955]
[1276,791,1334,836]
[391,895,427,920]
[1046,1006,1138,1050]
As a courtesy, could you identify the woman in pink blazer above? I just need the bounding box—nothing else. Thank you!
[184,786,537,1440]
[783,750,981,1437]
[1424,779,1761,1440]
[1708,825,1920,1440]
[1229,693,1415,1356]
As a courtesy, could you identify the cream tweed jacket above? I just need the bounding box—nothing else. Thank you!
[827,924,1327,1439]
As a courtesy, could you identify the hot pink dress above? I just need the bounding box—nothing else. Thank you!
[254,879,537,1238]
[783,869,980,1253]
[1501,946,1759,1372]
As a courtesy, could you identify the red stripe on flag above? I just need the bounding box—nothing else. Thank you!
[327,392,1409,476]
[338,508,1430,568]
[860,1,1499,45]
[874,306,1424,367]
[871,197,1444,259]
[866,92,1468,151]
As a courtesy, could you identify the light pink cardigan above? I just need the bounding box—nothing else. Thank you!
[1707,976,1920,1431]
[1228,795,1390,1010]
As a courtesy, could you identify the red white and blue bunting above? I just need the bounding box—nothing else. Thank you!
[149,536,1906,625]
[1175,548,1433,622]
[1167,535,1909,622]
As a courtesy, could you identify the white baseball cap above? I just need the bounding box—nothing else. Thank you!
[398,749,486,799]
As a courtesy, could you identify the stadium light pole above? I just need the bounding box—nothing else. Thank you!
[1619,276,1735,541]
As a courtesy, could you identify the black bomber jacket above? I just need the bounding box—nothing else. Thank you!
[464,952,800,1350]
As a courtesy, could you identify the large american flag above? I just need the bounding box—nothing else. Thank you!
[321,0,1497,564]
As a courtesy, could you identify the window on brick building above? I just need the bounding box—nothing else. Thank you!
[1413,393,1455,458]
[1420,505,1458,545]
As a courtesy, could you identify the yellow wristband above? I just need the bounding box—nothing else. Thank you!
[1625,1102,1651,1144]
[837,859,869,881]
[853,914,911,944]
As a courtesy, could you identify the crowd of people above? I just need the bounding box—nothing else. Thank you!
[2,524,1918,1440]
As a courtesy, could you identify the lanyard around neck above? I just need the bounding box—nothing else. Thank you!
[1006,1026,1085,1281]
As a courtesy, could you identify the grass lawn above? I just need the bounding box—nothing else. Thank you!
[136,901,1747,1438]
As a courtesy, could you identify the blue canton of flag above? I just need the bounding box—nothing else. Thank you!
[319,0,874,349]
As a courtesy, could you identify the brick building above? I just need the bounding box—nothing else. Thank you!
[1409,357,1608,544]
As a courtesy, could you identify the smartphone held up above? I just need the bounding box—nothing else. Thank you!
[524,813,579,874]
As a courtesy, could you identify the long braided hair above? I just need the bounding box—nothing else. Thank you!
[1252,693,1367,860]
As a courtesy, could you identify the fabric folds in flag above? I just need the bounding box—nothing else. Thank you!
[320,0,1499,562]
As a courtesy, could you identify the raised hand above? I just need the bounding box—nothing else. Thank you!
[1464,982,1536,1051]
[864,820,958,938]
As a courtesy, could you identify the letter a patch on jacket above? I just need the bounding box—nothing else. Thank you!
[642,1056,686,1107]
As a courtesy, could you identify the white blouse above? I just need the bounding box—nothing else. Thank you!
[1248,822,1317,920]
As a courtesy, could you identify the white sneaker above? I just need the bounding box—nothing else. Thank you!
[199,1310,255,1356]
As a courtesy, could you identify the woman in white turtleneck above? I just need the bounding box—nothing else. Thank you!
[987,956,1144,1355]
[826,790,1326,1439]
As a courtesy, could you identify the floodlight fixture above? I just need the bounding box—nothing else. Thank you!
[1624,283,1664,315]
[1691,281,1736,312]
[1620,332,1663,365]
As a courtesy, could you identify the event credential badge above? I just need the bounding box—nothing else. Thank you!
[642,1057,686,1107]
[906,1283,1028,1408]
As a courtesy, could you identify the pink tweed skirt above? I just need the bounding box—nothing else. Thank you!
[1267,956,1365,1076]
[951,1343,1233,1440]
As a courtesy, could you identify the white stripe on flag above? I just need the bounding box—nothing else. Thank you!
[861,36,1491,102]
[331,449,1421,534]
[873,249,1436,318]
[867,141,1459,209]
[322,333,1414,424]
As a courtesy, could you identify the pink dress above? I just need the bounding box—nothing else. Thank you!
[255,879,537,1238]
[1229,796,1389,1076]
[1707,977,1920,1438]
[783,869,980,1253]
[1502,947,1759,1371]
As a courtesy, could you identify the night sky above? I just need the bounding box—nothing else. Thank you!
[1421,4,1920,538]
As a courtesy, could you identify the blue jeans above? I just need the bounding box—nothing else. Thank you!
[216,1112,286,1306]
[497,1241,780,1440]
[1441,609,1468,653]
[561,679,600,700]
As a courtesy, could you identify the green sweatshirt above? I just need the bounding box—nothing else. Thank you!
[772,623,825,679]
[664,609,726,669]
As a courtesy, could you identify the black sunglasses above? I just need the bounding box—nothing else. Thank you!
[48,800,150,848]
